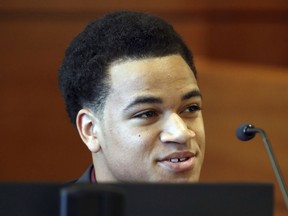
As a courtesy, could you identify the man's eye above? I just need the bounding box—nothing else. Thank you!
[134,110,158,119]
[183,104,202,113]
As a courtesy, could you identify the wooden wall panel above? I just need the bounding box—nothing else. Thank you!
[1,0,287,10]
[205,20,288,66]
[1,7,287,66]
[197,58,288,216]
[0,20,92,180]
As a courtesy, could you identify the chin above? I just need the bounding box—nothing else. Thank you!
[152,173,200,183]
[171,177,199,183]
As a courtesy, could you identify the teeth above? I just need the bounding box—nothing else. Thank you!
[170,158,187,163]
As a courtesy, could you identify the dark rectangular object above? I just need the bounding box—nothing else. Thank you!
[114,183,274,216]
[0,182,273,216]
[0,182,62,216]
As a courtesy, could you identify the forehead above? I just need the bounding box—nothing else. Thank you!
[108,55,197,94]
[103,55,200,112]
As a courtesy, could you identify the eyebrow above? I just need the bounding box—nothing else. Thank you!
[124,96,162,111]
[124,89,202,111]
[182,89,202,100]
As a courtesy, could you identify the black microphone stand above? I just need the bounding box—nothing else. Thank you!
[246,126,288,210]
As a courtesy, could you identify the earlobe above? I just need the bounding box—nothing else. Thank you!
[76,109,101,153]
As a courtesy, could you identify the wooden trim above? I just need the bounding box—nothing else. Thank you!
[0,9,288,23]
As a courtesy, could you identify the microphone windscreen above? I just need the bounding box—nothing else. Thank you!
[236,124,256,141]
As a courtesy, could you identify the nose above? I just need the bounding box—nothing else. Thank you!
[160,113,195,144]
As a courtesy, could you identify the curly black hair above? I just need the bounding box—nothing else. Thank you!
[58,11,197,126]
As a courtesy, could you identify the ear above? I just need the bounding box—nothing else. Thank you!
[76,109,101,153]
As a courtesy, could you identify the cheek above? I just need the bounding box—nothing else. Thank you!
[124,133,158,161]
[197,129,206,153]
[196,122,205,140]
[106,126,154,152]
[103,109,160,153]
[191,118,205,146]
[135,131,159,153]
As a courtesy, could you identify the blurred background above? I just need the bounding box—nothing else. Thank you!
[0,0,287,215]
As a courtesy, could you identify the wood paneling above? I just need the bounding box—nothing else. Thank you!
[197,58,288,216]
[1,7,287,66]
[0,0,287,10]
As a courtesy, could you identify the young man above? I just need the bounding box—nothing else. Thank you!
[58,11,205,183]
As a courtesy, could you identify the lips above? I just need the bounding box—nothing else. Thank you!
[157,151,196,172]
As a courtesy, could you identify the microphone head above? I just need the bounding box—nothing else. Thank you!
[236,123,256,141]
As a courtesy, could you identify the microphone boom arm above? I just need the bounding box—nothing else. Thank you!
[246,126,288,210]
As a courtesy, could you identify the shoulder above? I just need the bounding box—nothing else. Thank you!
[74,164,94,183]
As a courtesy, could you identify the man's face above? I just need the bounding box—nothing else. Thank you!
[93,54,205,182]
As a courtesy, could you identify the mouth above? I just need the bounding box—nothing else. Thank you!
[157,151,197,172]
[169,157,190,163]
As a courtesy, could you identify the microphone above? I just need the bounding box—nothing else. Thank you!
[236,123,288,210]
[236,123,257,141]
